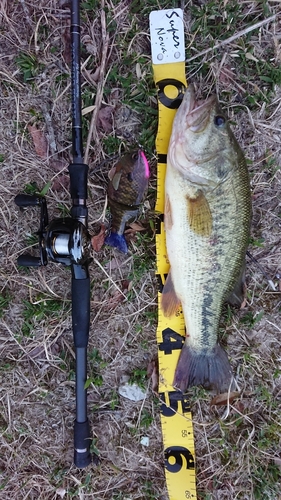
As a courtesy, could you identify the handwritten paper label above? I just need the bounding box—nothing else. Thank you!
[149,9,185,65]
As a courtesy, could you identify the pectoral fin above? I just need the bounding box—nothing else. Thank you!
[187,191,212,237]
[108,165,116,181]
[164,194,173,231]
[161,272,181,317]
[111,171,122,190]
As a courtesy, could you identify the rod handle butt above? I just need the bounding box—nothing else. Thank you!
[74,419,92,468]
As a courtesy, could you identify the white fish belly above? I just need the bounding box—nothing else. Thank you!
[165,162,244,352]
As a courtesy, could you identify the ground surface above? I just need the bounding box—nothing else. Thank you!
[0,1,281,499]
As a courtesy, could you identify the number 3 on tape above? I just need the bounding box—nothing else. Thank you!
[149,9,197,500]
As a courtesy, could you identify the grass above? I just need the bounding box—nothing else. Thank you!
[21,297,65,337]
[0,0,281,499]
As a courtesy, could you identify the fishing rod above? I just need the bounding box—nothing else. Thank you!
[15,0,92,468]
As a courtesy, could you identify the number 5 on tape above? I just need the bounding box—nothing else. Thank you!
[149,9,197,500]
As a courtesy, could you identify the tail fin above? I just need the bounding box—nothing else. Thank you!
[105,232,128,253]
[173,343,233,393]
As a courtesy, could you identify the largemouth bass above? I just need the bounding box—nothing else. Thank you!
[162,85,251,392]
[105,150,149,253]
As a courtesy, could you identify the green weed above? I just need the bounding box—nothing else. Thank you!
[144,309,157,325]
[140,408,153,428]
[0,292,11,318]
[90,438,100,457]
[23,181,51,197]
[240,310,264,327]
[249,236,265,248]
[129,367,147,389]
[186,0,280,109]
[24,182,40,195]
[141,480,161,499]
[81,0,99,11]
[109,390,119,410]
[21,297,64,337]
[85,348,107,388]
[252,462,280,499]
[15,52,39,82]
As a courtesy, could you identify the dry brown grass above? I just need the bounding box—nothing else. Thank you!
[0,1,280,499]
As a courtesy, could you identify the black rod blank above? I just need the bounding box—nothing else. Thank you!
[71,0,83,163]
[70,0,92,468]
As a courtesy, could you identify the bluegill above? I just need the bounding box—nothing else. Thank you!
[162,85,251,392]
[105,151,150,253]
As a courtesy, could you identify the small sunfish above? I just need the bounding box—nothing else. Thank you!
[105,150,150,253]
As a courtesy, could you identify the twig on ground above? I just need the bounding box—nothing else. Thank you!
[186,15,277,63]
[84,0,110,163]
[19,0,33,29]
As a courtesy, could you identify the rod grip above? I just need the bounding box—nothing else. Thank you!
[74,419,92,468]
[17,254,41,267]
[72,277,90,348]
[15,194,40,207]
[68,163,89,199]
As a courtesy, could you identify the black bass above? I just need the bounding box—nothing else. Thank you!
[162,85,251,392]
[105,151,149,253]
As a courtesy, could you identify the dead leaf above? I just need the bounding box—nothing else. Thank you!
[83,67,100,86]
[52,174,69,192]
[49,158,67,172]
[56,487,66,499]
[274,457,281,469]
[28,124,48,158]
[91,223,106,252]
[233,400,245,413]
[82,105,96,116]
[98,106,113,133]
[124,222,146,243]
[128,222,145,232]
[240,297,247,309]
[110,88,121,104]
[245,52,259,62]
[104,256,122,271]
[106,280,131,311]
[218,66,235,87]
[147,359,159,393]
[210,391,240,406]
[81,34,97,56]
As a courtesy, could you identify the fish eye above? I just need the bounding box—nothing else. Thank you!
[131,152,138,160]
[214,115,226,127]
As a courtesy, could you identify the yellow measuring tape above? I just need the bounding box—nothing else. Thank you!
[150,9,197,500]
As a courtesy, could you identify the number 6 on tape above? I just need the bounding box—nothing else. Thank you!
[149,8,197,500]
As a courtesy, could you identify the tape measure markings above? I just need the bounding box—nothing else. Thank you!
[150,8,197,500]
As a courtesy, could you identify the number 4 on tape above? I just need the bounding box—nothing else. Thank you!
[149,9,197,500]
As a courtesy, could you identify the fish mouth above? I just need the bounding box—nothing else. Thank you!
[181,85,217,133]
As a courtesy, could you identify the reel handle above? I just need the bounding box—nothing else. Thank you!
[17,254,41,267]
[15,194,40,207]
